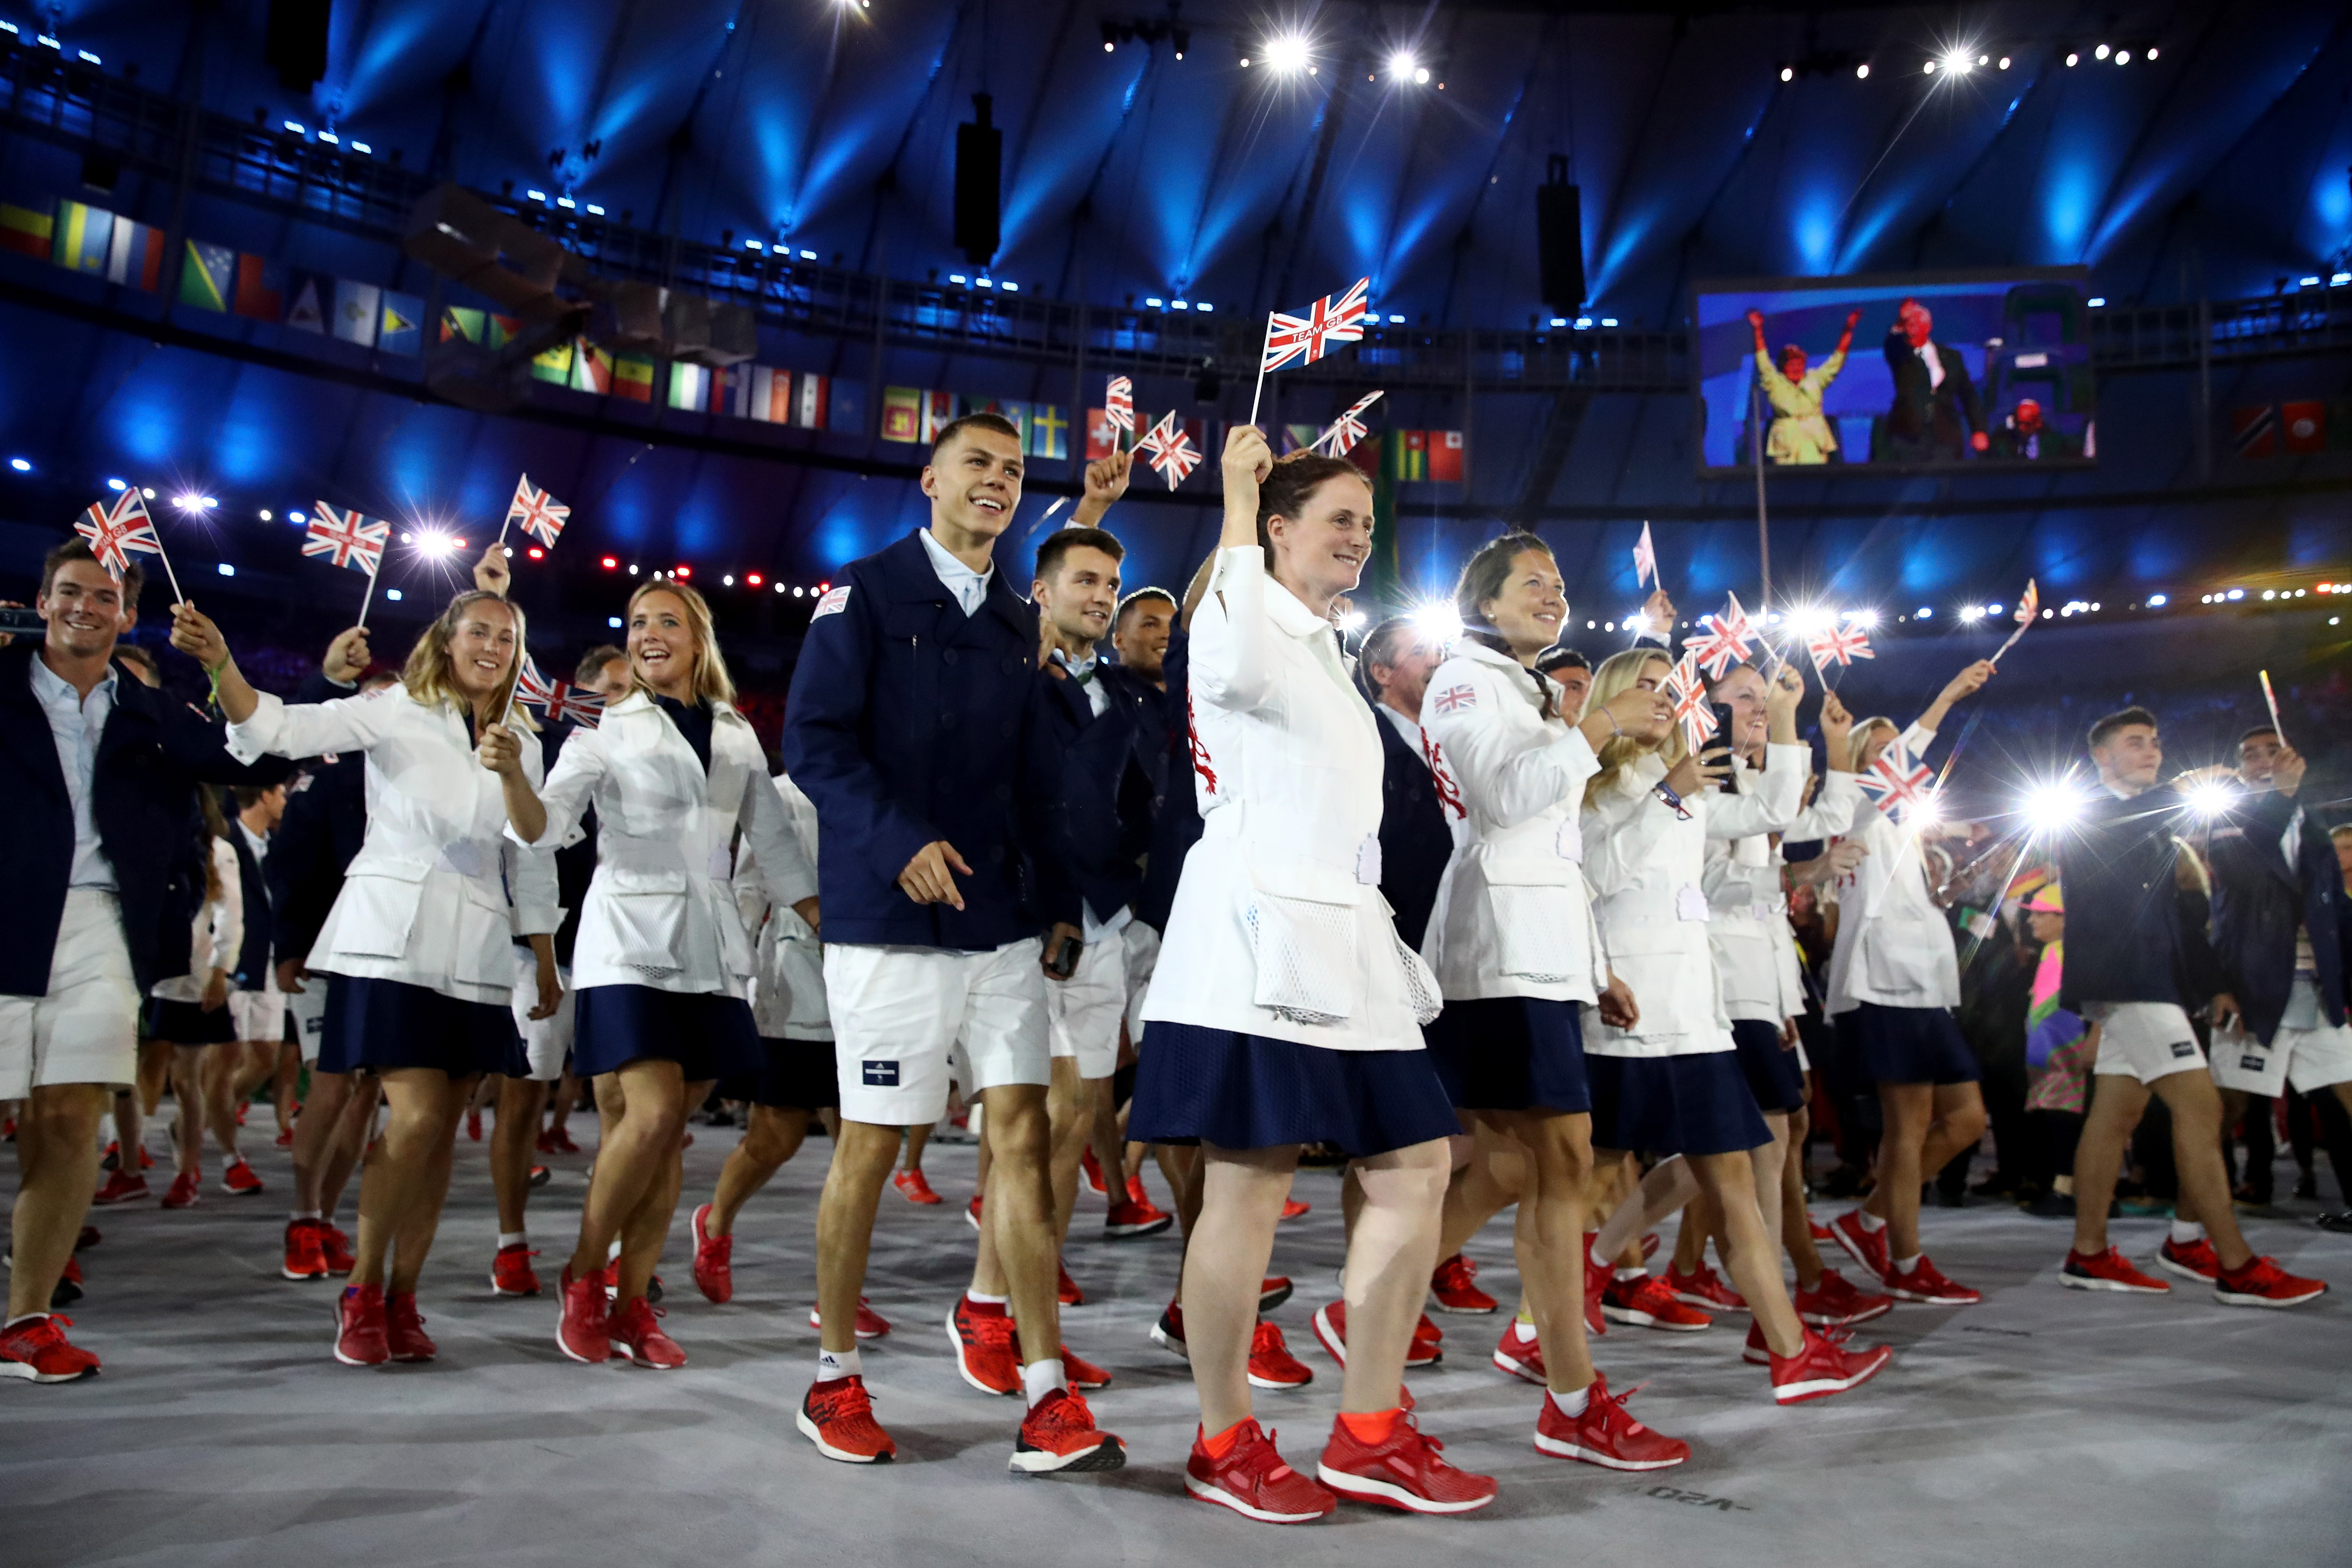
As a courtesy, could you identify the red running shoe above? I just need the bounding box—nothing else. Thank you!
[893,1168,944,1205]
[1260,1276,1294,1313]
[1414,1312,1442,1346]
[1829,1210,1891,1284]
[1057,1261,1086,1306]
[611,1297,686,1368]
[466,1110,481,1142]
[557,1264,612,1364]
[1151,1302,1187,1356]
[1431,1253,1498,1314]
[966,1194,983,1230]
[1810,1215,1833,1242]
[1769,1325,1892,1404]
[1280,1197,1311,1221]
[1602,1273,1713,1332]
[1011,1386,1126,1475]
[1309,1301,1442,1368]
[2214,1255,2329,1308]
[92,1168,149,1206]
[274,1126,293,1149]
[0,1313,101,1382]
[1884,1255,1982,1305]
[1666,1261,1748,1313]
[690,1204,732,1304]
[334,1284,390,1366]
[1491,1321,1546,1384]
[1247,1320,1314,1390]
[799,1375,896,1463]
[1318,1414,1496,1515]
[491,1241,541,1297]
[1080,1147,1107,1196]
[1061,1345,1113,1390]
[949,1293,1022,1395]
[161,1169,199,1209]
[220,1159,263,1196]
[1584,1250,1610,1337]
[808,1297,894,1340]
[2156,1236,2221,1282]
[1187,1419,1335,1524]
[138,1146,153,1171]
[1795,1266,1895,1328]
[281,1219,328,1282]
[543,1126,581,1154]
[319,1226,356,1276]
[1534,1372,1689,1471]
[1105,1195,1173,1239]
[385,1292,436,1362]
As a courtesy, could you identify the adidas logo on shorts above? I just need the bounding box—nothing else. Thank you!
[862,1061,900,1086]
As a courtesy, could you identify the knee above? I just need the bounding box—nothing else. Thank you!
[28,1091,103,1145]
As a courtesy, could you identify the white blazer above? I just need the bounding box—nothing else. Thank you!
[734,772,830,1040]
[152,837,243,1002]
[226,687,557,1006]
[1825,723,1959,1014]
[1418,639,1607,1003]
[1699,745,1828,1022]
[1139,547,1438,1052]
[527,692,814,997]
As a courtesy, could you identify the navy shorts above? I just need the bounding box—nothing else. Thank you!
[1424,996,1591,1114]
[572,984,761,1083]
[319,975,524,1078]
[720,1035,840,1112]
[145,997,236,1046]
[1587,1049,1770,1157]
[1838,1002,1980,1088]
[1127,1022,1461,1159]
[1731,1018,1809,1114]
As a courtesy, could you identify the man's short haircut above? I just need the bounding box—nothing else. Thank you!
[361,667,400,691]
[2088,705,2159,751]
[2238,724,2281,747]
[1034,526,1124,584]
[1115,586,1176,628]
[1535,645,1589,676]
[42,538,142,610]
[2332,824,2352,845]
[232,783,282,810]
[113,643,158,677]
[574,644,626,686]
[930,411,1022,460]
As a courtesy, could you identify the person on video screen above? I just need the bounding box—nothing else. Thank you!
[1988,398,2081,462]
[1747,307,1860,465]
[1881,299,1989,462]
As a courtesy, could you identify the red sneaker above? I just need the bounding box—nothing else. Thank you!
[1011,1386,1126,1474]
[491,1241,541,1297]
[808,1296,893,1340]
[1431,1253,1498,1314]
[1081,1147,1107,1196]
[1309,1301,1442,1368]
[966,1193,983,1230]
[1247,1320,1314,1390]
[545,1126,580,1154]
[1125,1174,1158,1208]
[1642,1232,1660,1259]
[0,1313,101,1382]
[1741,1319,1774,1365]
[1769,1325,1893,1404]
[690,1204,732,1304]
[1665,1261,1748,1313]
[798,1375,896,1463]
[1829,1211,1890,1284]
[1491,1321,1546,1384]
[1061,1345,1113,1390]
[92,1168,149,1206]
[1105,1196,1174,1238]
[1795,1266,1895,1327]
[1151,1302,1187,1356]
[138,1146,154,1171]
[893,1168,944,1205]
[1318,1414,1496,1515]
[466,1110,481,1141]
[274,1126,293,1149]
[1584,1250,1610,1336]
[1260,1276,1293,1313]
[334,1284,390,1366]
[220,1158,263,1196]
[2156,1236,2221,1282]
[1413,1312,1442,1346]
[949,1293,1022,1395]
[385,1292,436,1362]
[319,1226,356,1276]
[1187,1419,1336,1523]
[161,1169,200,1209]
[2214,1255,2330,1308]
[557,1264,612,1363]
[1602,1273,1713,1332]
[1884,1255,1982,1305]
[281,1219,328,1281]
[1280,1197,1311,1221]
[77,1226,100,1250]
[535,1129,558,1155]
[1057,1261,1086,1306]
[1535,1372,1689,1470]
[611,1297,686,1368]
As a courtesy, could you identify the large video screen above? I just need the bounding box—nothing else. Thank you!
[1693,268,2095,475]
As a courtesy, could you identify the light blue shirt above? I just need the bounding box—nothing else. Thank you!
[30,653,118,891]
[919,528,993,617]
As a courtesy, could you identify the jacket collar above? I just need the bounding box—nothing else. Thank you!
[877,529,1036,643]
[1455,638,1547,706]
[1263,576,1336,640]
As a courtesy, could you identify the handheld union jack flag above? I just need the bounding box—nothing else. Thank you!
[1104,375,1134,435]
[1262,277,1371,374]
[1858,736,1937,822]
[1317,390,1384,457]
[1136,411,1201,489]
[506,475,570,549]
[75,490,165,583]
[1807,621,1874,674]
[1689,591,1758,680]
[304,503,390,576]
[1632,520,1658,589]
[1991,576,2038,666]
[1669,655,1718,751]
[511,655,606,729]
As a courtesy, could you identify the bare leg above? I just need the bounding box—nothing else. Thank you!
[321,1076,378,1223]
[1592,1153,1700,1263]
[708,1103,812,1235]
[1489,1111,1596,1394]
[2146,1070,2254,1269]
[290,1068,355,1213]
[109,1088,142,1175]
[1186,1144,1299,1434]
[547,1069,580,1139]
[1689,1151,1804,1355]
[1436,1118,1526,1259]
[977,1084,1062,1367]
[814,1119,904,1354]
[492,1076,550,1235]
[386,1080,471,1294]
[1339,1141,1452,1412]
[1751,1109,1791,1262]
[1087,1075,1124,1202]
[352,1070,459,1288]
[1863,1081,1987,1262]
[1783,1106,1829,1288]
[202,1044,245,1166]
[167,1047,205,1177]
[568,1060,687,1298]
[900,1121,933,1175]
[7,1084,107,1318]
[272,1043,300,1135]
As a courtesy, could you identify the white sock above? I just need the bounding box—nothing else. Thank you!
[1023,1357,1068,1408]
[499,1231,527,1249]
[2170,1220,2206,1245]
[817,1347,862,1382]
[967,1289,1009,1307]
[1892,1254,1921,1274]
[1857,1209,1886,1234]
[1587,1238,1609,1268]
[1549,1382,1591,1418]
[291,1208,321,1222]
[1512,1317,1538,1343]
[606,1238,623,1262]
[5,1312,50,1328]
[1613,1266,1645,1281]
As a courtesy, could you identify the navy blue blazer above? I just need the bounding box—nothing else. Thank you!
[225,821,275,989]
[782,531,1051,950]
[1371,699,1453,952]
[1132,627,1201,935]
[2054,781,2225,1009]
[1027,662,1160,929]
[263,672,373,968]
[0,641,293,997]
[2202,787,2348,1045]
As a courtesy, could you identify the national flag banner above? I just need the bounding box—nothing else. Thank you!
[1858,736,1937,822]
[794,372,830,430]
[1690,591,1758,680]
[998,400,1033,451]
[920,390,957,444]
[1084,408,1118,460]
[51,200,113,276]
[744,366,787,422]
[75,490,164,582]
[0,201,54,259]
[441,306,488,345]
[1104,375,1134,434]
[282,272,328,331]
[1807,621,1874,673]
[2230,405,2278,459]
[1991,577,2038,665]
[611,353,656,402]
[1262,276,1371,373]
[1633,520,1658,589]
[1667,654,1717,751]
[826,378,866,434]
[302,502,390,575]
[233,255,283,321]
[332,280,381,346]
[1320,390,1382,456]
[376,290,424,355]
[1428,428,1466,483]
[2281,400,2326,454]
[105,216,165,290]
[1388,429,1429,481]
[513,655,606,729]
[1136,411,1201,488]
[880,386,923,443]
[669,362,712,411]
[530,339,574,385]
[178,240,236,312]
[570,340,613,394]
[1028,403,1067,460]
[507,476,571,549]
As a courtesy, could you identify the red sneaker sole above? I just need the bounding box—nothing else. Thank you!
[1533,1432,1688,1470]
[1315,1463,1496,1514]
[796,1408,896,1463]
[1184,1474,1333,1523]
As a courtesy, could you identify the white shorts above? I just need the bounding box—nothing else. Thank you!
[0,890,141,1099]
[286,980,328,1065]
[229,984,286,1045]
[510,951,575,1082]
[1048,935,1128,1079]
[1120,920,1162,1042]
[827,939,1048,1125]
[2209,1019,2352,1098]
[2087,1001,2206,1084]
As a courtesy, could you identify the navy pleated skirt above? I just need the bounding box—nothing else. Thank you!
[1837,1001,1980,1088]
[1731,1018,1809,1113]
[573,984,761,1082]
[1587,1048,1770,1157]
[718,1036,841,1112]
[145,997,236,1046]
[319,975,525,1078]
[1424,996,1592,1114]
[1127,1022,1462,1159]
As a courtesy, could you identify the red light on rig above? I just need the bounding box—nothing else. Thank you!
[527,546,544,560]
[818,581,830,593]
[601,556,618,570]
[746,573,763,587]
[674,564,692,580]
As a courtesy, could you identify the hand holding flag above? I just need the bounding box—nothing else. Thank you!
[1990,577,2037,665]
[1857,735,1937,823]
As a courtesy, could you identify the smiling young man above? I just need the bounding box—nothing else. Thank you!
[783,413,1121,1474]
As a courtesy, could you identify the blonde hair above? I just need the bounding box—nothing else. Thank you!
[626,578,736,706]
[400,589,535,731]
[1584,647,1680,809]
[1850,715,1897,773]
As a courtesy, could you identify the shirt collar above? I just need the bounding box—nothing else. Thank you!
[30,652,116,710]
[1049,647,1097,682]
[919,527,994,594]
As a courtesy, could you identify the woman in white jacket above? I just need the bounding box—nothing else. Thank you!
[1129,429,1494,1523]
[506,579,815,1371]
[1579,647,1890,1404]
[171,590,560,1368]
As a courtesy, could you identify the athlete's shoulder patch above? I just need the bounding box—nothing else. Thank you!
[1431,682,1478,715]
[810,583,852,621]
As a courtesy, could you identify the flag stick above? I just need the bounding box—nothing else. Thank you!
[355,562,379,628]
[1314,390,1384,453]
[1988,618,2030,666]
[150,536,185,605]
[1246,312,1275,428]
[2259,669,2287,746]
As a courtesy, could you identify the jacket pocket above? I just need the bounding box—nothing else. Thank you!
[1393,936,1444,1025]
[451,874,517,988]
[602,868,692,974]
[1482,856,1587,983]
[324,862,430,960]
[1862,915,1953,997]
[1242,860,1362,1025]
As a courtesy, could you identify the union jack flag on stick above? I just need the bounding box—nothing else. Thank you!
[305,502,393,625]
[1689,591,1758,680]
[1315,390,1384,456]
[1668,654,1718,752]
[512,654,606,729]
[1807,620,1874,676]
[502,475,570,550]
[1104,375,1134,437]
[75,489,181,601]
[1632,520,1658,589]
[1249,276,1371,426]
[1858,735,1937,823]
[1990,577,2037,666]
[1136,411,1201,489]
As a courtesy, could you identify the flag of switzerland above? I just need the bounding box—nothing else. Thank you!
[1086,407,1121,461]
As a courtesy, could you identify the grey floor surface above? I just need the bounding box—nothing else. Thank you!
[4,1114,2349,1568]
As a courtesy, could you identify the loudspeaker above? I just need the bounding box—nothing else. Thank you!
[1536,156,1584,314]
[265,0,331,93]
[954,94,1001,266]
